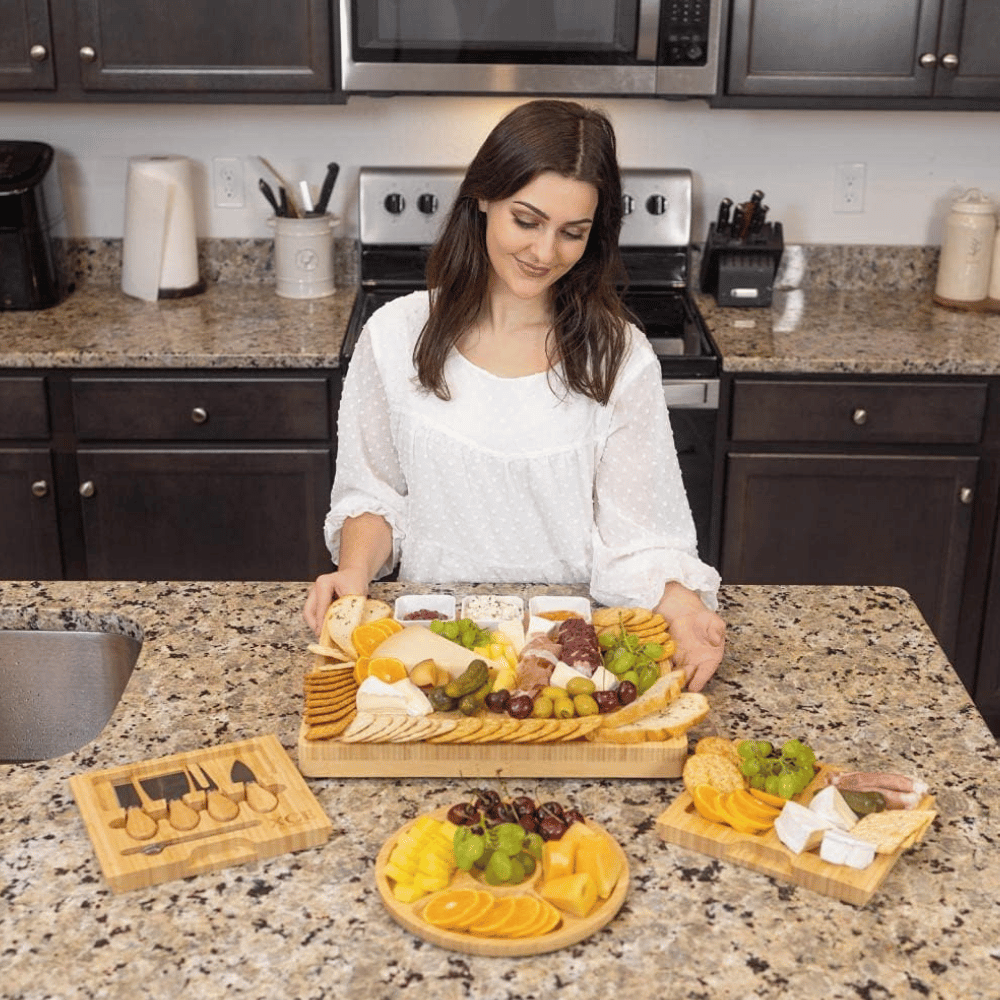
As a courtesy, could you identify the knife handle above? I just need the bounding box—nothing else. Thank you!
[189,762,240,823]
[124,804,158,841]
[244,782,279,814]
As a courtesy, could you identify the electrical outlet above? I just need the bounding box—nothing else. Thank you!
[834,162,865,214]
[213,157,244,208]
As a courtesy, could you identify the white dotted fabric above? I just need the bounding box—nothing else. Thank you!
[325,291,720,611]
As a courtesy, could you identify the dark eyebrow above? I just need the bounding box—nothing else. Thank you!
[513,200,593,226]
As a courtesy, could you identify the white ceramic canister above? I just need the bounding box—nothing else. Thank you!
[988,217,1000,304]
[269,214,339,299]
[934,188,996,304]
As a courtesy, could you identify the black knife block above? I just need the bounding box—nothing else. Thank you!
[699,221,784,308]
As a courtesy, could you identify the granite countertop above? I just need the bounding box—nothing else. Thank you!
[2,579,998,1000]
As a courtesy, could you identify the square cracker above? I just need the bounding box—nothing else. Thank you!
[850,808,937,854]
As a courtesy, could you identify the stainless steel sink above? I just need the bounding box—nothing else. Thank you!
[1,629,142,762]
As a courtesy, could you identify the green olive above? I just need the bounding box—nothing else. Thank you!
[565,676,596,697]
[573,694,599,717]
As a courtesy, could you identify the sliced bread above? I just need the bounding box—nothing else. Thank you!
[321,594,367,658]
[597,668,686,729]
[361,598,393,623]
[586,692,710,744]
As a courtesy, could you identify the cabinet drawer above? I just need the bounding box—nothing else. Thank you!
[730,380,988,444]
[0,377,49,439]
[72,378,330,441]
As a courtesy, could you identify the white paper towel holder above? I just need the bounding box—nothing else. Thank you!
[121,154,205,302]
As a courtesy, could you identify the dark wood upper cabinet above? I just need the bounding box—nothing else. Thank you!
[723,0,1000,106]
[0,0,56,90]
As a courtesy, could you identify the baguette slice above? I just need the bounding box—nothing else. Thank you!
[586,692,709,744]
[597,668,686,729]
[361,598,393,623]
[322,595,367,658]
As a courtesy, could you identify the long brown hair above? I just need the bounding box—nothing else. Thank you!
[415,99,630,404]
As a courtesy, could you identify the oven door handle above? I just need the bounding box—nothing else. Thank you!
[637,0,661,62]
[662,379,719,410]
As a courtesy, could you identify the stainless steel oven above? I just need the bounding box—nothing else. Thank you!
[341,168,721,563]
[339,0,722,97]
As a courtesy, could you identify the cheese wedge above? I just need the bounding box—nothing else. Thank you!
[819,827,876,870]
[355,676,433,717]
[774,800,833,854]
[368,625,497,677]
[807,785,858,832]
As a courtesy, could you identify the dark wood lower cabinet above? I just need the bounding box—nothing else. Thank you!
[722,453,978,659]
[76,448,332,581]
[0,448,62,578]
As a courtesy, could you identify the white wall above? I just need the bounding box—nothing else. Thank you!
[3,96,998,245]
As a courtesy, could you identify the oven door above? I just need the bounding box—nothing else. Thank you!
[340,0,718,96]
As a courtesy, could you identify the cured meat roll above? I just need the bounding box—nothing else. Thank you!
[514,635,562,698]
[556,618,602,677]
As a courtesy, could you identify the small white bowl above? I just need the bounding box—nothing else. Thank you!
[394,594,456,627]
[527,595,592,636]
[460,594,524,630]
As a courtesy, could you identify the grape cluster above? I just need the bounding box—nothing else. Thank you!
[430,617,494,650]
[597,631,663,696]
[452,821,544,886]
[737,738,817,799]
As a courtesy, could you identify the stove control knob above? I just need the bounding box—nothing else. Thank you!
[384,192,406,215]
[646,194,668,216]
[621,194,635,216]
[417,193,439,215]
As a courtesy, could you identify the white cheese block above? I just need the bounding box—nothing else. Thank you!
[549,661,589,690]
[590,665,618,692]
[366,625,481,677]
[820,827,877,870]
[355,676,433,716]
[495,618,526,655]
[774,800,834,855]
[808,785,859,831]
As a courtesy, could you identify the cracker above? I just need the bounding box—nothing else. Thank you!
[850,809,937,854]
[305,712,356,741]
[426,716,484,743]
[592,607,629,628]
[358,714,411,742]
[304,703,356,725]
[694,736,742,766]
[506,719,547,743]
[490,718,527,742]
[682,752,745,795]
[467,718,506,743]
[340,712,379,742]
[307,642,352,662]
[560,716,603,741]
[534,719,578,743]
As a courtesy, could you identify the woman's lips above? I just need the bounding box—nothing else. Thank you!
[515,257,549,278]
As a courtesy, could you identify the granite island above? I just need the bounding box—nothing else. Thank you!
[2,579,998,1000]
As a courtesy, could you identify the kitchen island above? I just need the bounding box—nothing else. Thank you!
[2,579,998,1000]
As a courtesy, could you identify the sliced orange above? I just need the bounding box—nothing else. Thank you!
[748,787,789,809]
[352,622,392,657]
[422,889,481,929]
[451,890,497,930]
[353,655,371,685]
[515,899,563,938]
[728,788,781,824]
[691,784,727,825]
[493,895,542,937]
[368,656,408,684]
[468,896,517,936]
[715,793,774,834]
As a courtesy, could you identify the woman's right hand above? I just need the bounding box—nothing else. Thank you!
[303,570,370,637]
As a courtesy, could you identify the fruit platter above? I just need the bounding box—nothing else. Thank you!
[299,593,710,779]
[656,736,937,907]
[375,792,629,956]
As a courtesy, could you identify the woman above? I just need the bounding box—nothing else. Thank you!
[304,99,725,691]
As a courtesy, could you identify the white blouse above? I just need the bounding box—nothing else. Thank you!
[325,291,720,611]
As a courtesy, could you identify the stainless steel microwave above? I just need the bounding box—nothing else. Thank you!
[339,1,722,98]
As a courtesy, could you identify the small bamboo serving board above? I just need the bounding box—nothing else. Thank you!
[375,809,629,956]
[69,734,332,894]
[299,720,687,778]
[655,782,935,907]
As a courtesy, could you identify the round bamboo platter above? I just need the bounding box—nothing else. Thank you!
[375,809,630,956]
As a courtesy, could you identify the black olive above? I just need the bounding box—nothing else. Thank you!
[593,690,619,713]
[538,815,568,840]
[506,694,534,719]
[447,803,481,826]
[484,690,510,713]
[617,680,638,705]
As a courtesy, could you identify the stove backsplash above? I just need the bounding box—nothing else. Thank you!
[59,238,935,294]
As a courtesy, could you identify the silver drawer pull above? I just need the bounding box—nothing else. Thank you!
[851,407,868,426]
[79,481,95,498]
[959,487,973,505]
[79,45,97,63]
[31,480,48,498]
[191,407,208,424]
[29,44,49,62]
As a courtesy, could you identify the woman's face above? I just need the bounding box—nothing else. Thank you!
[478,171,598,303]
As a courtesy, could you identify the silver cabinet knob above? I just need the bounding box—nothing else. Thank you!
[29,44,49,62]
[959,487,973,505]
[31,480,49,498]
[851,407,868,426]
[79,46,97,63]
[941,53,959,70]
[79,481,95,498]
[191,406,208,424]
[918,52,937,68]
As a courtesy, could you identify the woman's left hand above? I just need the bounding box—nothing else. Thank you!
[655,582,726,692]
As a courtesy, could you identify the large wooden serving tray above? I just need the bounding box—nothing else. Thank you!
[375,809,629,956]
[70,734,332,894]
[655,771,935,907]
[298,721,687,778]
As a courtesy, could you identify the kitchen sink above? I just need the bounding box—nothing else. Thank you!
[0,628,142,762]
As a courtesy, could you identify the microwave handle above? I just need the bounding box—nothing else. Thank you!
[637,0,661,62]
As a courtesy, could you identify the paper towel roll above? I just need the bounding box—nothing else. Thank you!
[121,155,202,302]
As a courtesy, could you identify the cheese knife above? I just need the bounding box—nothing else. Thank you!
[187,761,240,822]
[140,771,200,831]
[231,759,279,813]
[113,781,158,841]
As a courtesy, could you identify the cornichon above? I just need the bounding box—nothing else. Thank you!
[840,789,887,817]
[444,658,489,700]
[427,685,458,713]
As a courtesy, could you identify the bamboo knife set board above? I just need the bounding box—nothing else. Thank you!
[69,734,332,893]
[297,593,705,779]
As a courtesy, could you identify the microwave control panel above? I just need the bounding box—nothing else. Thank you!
[660,0,712,66]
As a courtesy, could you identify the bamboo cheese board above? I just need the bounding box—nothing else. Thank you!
[655,772,936,907]
[299,719,687,778]
[69,734,332,894]
[375,809,630,956]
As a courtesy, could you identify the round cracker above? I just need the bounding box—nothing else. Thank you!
[682,752,745,795]
[694,736,742,766]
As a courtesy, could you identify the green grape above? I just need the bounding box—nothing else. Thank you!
[430,619,444,635]
[598,632,617,650]
[753,740,773,757]
[637,661,659,695]
[737,741,757,761]
[749,773,767,791]
[485,850,513,884]
[764,774,781,796]
[507,855,526,885]
[641,643,664,660]
[523,832,544,862]
[608,649,637,675]
[516,851,536,878]
[495,823,526,856]
[740,758,760,778]
[792,767,813,794]
[776,772,799,799]
[453,827,485,870]
[475,846,494,871]
[442,620,460,640]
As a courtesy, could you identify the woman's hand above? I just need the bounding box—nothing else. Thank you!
[303,570,369,637]
[655,582,726,692]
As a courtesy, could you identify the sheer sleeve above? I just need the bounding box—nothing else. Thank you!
[589,339,721,611]
[323,325,407,579]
